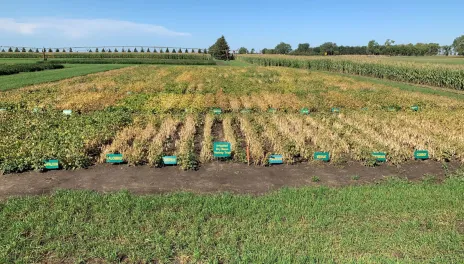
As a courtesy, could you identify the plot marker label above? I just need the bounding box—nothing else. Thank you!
[314,152,330,161]
[163,156,177,165]
[414,150,429,160]
[213,142,231,158]
[269,154,283,164]
[106,153,124,163]
[44,159,59,170]
[372,152,387,162]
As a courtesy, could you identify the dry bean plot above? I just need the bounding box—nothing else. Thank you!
[1,65,463,173]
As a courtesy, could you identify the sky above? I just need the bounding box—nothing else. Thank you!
[1,0,463,51]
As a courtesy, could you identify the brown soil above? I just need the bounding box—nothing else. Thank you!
[165,122,183,155]
[211,117,224,141]
[0,161,460,199]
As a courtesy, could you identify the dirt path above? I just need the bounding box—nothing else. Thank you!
[0,161,460,198]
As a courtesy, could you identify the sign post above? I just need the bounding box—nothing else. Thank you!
[44,159,59,170]
[213,142,231,158]
[331,107,340,113]
[106,153,124,163]
[268,154,283,164]
[162,156,177,165]
[300,108,309,115]
[314,152,330,161]
[372,152,387,162]
[414,150,429,160]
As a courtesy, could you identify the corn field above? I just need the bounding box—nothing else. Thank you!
[238,55,464,90]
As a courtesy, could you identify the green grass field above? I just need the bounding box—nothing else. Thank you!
[0,64,129,91]
[0,58,42,64]
[1,171,463,263]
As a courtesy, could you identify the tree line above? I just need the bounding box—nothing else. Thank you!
[237,35,464,56]
[0,47,209,54]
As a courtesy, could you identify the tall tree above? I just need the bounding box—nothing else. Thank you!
[452,35,464,55]
[319,42,337,55]
[238,47,248,54]
[296,43,310,53]
[367,40,380,55]
[250,48,255,54]
[442,45,452,56]
[209,35,230,60]
[274,42,292,54]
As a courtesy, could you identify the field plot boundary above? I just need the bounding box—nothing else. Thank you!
[0,161,460,198]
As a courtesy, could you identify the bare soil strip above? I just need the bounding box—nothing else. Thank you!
[0,161,460,199]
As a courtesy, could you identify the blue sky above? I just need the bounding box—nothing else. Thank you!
[1,0,463,51]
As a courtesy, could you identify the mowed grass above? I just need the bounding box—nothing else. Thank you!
[0,64,129,91]
[1,172,463,263]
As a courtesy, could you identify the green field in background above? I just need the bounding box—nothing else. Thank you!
[0,64,129,91]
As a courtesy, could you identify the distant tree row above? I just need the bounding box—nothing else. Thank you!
[0,47,209,54]
[252,34,464,56]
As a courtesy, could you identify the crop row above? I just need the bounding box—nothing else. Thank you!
[41,59,216,65]
[238,55,464,90]
[2,111,463,174]
[0,62,64,76]
[2,66,462,113]
[0,52,212,60]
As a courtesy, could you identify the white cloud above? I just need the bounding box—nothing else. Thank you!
[0,17,191,38]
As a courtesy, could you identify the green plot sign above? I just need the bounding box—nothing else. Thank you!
[331,107,340,113]
[44,159,59,170]
[372,152,387,162]
[269,154,283,164]
[163,156,177,165]
[268,108,277,113]
[106,153,124,163]
[63,109,72,115]
[411,105,419,111]
[212,108,222,115]
[213,142,231,158]
[414,150,429,160]
[0,108,6,112]
[300,108,310,115]
[240,109,251,114]
[314,152,330,161]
